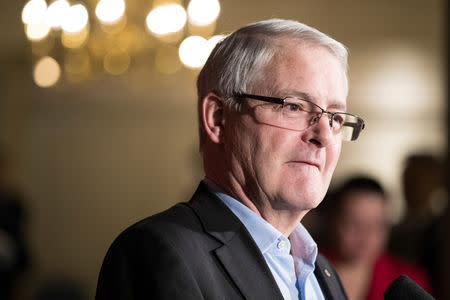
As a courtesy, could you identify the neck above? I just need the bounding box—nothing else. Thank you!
[205,173,307,237]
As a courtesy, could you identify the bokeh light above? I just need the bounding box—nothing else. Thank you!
[33,56,61,87]
[21,0,223,86]
[146,4,186,36]
[187,0,220,26]
[178,35,224,69]
[206,34,225,53]
[45,0,70,28]
[22,0,47,25]
[26,20,51,41]
[61,4,89,34]
[96,0,126,25]
[99,14,127,34]
[178,36,208,69]
[61,26,89,48]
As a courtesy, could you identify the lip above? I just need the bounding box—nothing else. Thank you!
[289,160,321,171]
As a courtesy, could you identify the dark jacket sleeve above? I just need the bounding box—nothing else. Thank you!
[95,227,204,300]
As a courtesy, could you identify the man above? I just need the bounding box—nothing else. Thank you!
[96,19,365,300]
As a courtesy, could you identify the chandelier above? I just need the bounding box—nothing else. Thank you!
[21,0,223,88]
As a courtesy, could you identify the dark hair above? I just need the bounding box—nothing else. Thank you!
[338,176,386,199]
[322,176,387,215]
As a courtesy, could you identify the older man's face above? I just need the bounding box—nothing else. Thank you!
[224,41,347,213]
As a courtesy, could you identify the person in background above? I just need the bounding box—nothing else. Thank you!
[320,176,431,300]
[96,18,365,300]
[0,145,30,300]
[389,154,448,299]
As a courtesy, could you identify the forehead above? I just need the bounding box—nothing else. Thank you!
[254,39,348,109]
[341,191,387,213]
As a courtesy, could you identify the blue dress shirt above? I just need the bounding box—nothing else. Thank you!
[204,179,325,300]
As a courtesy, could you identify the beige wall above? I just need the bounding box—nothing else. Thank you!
[0,0,446,298]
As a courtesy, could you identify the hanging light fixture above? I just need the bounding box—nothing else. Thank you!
[21,0,223,88]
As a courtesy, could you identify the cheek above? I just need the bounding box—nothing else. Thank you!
[253,128,288,164]
[227,120,276,184]
[224,120,255,177]
[367,227,388,251]
[336,224,359,257]
[327,141,342,167]
[324,141,342,179]
[249,131,300,194]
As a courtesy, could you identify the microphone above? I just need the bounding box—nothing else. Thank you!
[384,275,434,300]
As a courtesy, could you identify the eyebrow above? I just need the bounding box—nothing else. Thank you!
[283,90,347,112]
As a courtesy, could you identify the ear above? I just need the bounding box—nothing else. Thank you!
[201,92,225,144]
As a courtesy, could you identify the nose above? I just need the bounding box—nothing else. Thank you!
[303,113,336,147]
[311,112,334,128]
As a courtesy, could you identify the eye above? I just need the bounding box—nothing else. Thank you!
[283,103,301,112]
[332,113,345,126]
[282,99,306,113]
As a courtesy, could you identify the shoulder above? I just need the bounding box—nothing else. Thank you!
[97,202,213,299]
[128,202,199,235]
[104,181,231,260]
[96,184,243,299]
[109,201,212,256]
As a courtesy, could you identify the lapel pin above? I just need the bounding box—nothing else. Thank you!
[324,268,331,277]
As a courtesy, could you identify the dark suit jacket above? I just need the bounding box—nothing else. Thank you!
[96,182,348,300]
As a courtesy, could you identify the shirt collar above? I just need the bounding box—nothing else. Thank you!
[289,221,318,267]
[203,177,318,264]
[204,178,281,253]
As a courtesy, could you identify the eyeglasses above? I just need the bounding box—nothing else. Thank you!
[234,93,365,141]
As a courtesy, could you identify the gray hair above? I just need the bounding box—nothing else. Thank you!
[196,18,348,149]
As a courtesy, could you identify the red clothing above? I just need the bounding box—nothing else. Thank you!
[322,251,432,300]
[366,253,431,300]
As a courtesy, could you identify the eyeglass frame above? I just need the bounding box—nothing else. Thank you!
[233,93,365,141]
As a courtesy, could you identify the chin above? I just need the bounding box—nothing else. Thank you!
[269,173,328,210]
[298,187,327,209]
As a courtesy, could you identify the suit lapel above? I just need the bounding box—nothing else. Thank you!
[214,228,283,300]
[314,254,348,300]
[188,183,284,300]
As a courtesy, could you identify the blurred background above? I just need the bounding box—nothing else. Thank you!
[0,0,447,299]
